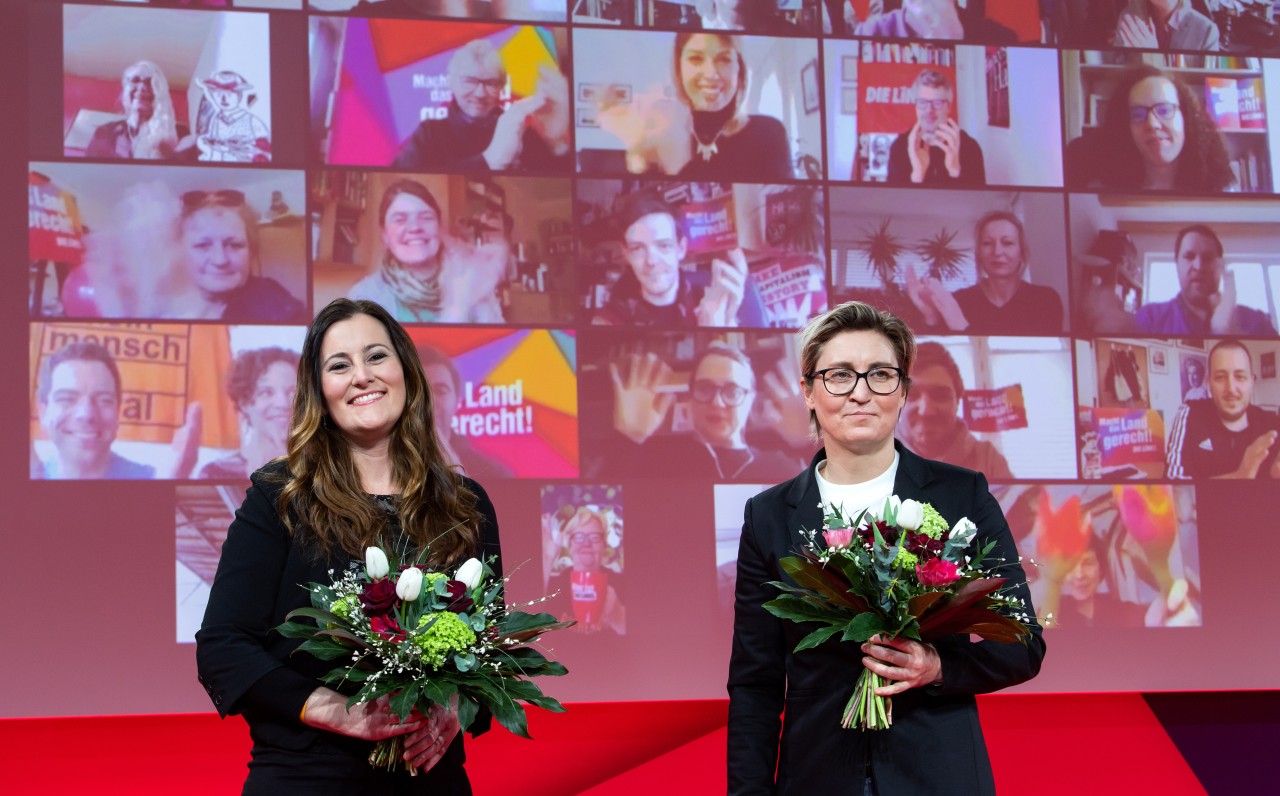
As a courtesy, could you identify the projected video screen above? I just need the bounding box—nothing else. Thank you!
[15,0,1280,718]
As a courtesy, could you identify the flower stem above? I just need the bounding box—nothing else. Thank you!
[842,668,893,730]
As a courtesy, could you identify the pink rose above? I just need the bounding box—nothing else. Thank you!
[916,559,961,588]
[823,528,855,549]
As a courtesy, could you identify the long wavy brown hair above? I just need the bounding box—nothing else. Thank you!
[274,298,481,567]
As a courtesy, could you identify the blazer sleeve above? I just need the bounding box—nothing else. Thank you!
[726,495,787,796]
[195,474,318,723]
[932,472,1046,696]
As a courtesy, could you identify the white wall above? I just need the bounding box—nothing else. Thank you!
[957,46,1063,188]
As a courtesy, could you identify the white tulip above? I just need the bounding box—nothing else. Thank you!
[396,567,424,601]
[897,499,925,531]
[365,547,390,579]
[951,517,977,543]
[453,558,484,591]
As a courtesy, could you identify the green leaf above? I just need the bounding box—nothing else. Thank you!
[389,683,421,722]
[275,620,321,639]
[793,625,843,652]
[762,594,848,625]
[285,606,342,626]
[296,639,351,660]
[456,693,481,732]
[454,652,478,672]
[778,556,869,612]
[841,612,887,642]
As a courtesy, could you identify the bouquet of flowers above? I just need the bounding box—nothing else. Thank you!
[277,546,573,773]
[763,496,1033,731]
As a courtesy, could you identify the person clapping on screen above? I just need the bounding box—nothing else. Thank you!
[197,299,503,791]
[1166,339,1280,480]
[854,0,1016,41]
[904,211,1063,334]
[199,347,299,481]
[1135,225,1276,336]
[350,180,507,324]
[603,343,803,481]
[86,61,195,161]
[597,34,791,181]
[394,40,570,173]
[886,69,986,186]
[592,197,765,328]
[1067,65,1234,193]
[1114,0,1221,50]
[34,341,200,480]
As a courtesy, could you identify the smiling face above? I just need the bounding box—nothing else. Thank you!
[623,212,686,306]
[182,206,251,299]
[241,360,296,443]
[211,87,240,112]
[690,353,754,448]
[320,313,407,447]
[568,515,607,572]
[381,192,442,269]
[976,218,1026,282]
[39,359,120,473]
[1175,230,1224,312]
[1129,76,1185,169]
[804,330,907,457]
[1208,344,1253,426]
[122,66,156,120]
[902,363,960,457]
[449,55,505,120]
[679,34,741,113]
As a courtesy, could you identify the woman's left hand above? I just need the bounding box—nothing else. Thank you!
[402,697,462,772]
[861,634,942,696]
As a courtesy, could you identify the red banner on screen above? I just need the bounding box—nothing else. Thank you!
[683,195,737,255]
[856,41,955,135]
[964,385,1027,432]
[28,172,84,264]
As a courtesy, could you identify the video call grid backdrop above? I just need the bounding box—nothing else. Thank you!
[8,0,1280,718]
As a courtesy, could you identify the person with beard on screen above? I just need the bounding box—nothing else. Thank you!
[898,341,1013,479]
[1166,339,1280,480]
[393,40,570,173]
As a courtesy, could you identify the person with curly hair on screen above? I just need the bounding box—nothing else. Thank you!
[1066,64,1234,193]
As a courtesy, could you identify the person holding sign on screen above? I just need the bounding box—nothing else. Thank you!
[592,196,766,328]
[393,40,570,173]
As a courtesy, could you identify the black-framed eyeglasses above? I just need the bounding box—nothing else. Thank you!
[1128,102,1180,124]
[691,379,751,406]
[806,366,904,396]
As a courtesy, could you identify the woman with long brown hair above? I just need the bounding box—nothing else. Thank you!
[197,298,501,793]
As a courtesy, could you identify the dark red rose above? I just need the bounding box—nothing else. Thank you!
[360,578,398,617]
[858,521,899,548]
[444,580,474,614]
[369,613,406,643]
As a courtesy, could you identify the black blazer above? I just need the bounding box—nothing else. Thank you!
[727,442,1046,796]
[196,462,502,784]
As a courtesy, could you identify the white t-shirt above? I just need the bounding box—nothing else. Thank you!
[814,451,900,525]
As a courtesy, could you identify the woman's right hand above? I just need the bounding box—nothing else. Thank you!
[904,264,941,326]
[440,241,507,321]
[609,352,676,444]
[300,689,424,741]
[599,89,693,176]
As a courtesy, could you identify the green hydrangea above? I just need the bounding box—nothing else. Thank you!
[413,611,477,668]
[425,572,447,588]
[919,504,950,540]
[330,594,360,619]
[894,547,919,570]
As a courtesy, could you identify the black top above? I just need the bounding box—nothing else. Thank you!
[951,282,1065,335]
[393,100,570,173]
[196,461,502,788]
[886,127,987,186]
[587,430,805,483]
[222,276,308,324]
[679,114,793,182]
[727,442,1045,795]
[1166,399,1280,480]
